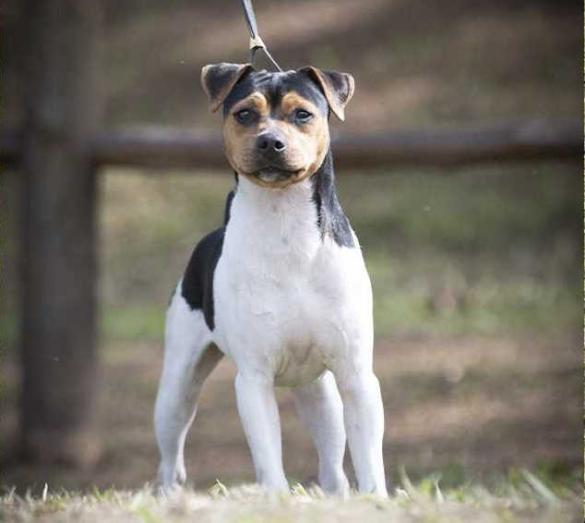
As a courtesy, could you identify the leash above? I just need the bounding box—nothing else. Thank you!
[239,0,283,71]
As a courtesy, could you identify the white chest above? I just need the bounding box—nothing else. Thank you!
[212,178,372,386]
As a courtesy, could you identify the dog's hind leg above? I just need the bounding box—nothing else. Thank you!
[292,371,349,496]
[154,292,223,491]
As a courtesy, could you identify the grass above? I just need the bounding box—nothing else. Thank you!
[98,281,579,342]
[93,163,580,342]
[1,472,581,523]
[2,164,580,346]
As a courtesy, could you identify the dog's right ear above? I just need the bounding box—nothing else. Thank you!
[299,66,355,121]
[201,63,254,113]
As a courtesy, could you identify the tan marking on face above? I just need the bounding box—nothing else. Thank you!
[280,92,319,117]
[223,93,269,174]
[231,92,269,115]
[275,93,330,185]
[223,90,330,189]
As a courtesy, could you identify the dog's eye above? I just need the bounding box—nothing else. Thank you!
[235,109,254,124]
[295,109,313,123]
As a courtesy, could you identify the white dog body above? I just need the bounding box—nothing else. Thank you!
[155,176,386,496]
[154,64,387,497]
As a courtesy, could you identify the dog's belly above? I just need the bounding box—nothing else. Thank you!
[273,340,327,387]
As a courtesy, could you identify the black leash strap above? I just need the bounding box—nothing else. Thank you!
[239,0,283,71]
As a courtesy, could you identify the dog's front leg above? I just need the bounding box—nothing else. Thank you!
[235,372,288,491]
[336,370,388,496]
[293,371,349,496]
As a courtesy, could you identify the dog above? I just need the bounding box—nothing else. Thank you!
[154,63,387,496]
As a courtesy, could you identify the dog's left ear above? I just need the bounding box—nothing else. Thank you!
[201,63,254,113]
[299,66,355,121]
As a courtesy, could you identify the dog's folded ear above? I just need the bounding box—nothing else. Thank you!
[201,63,254,113]
[299,66,355,121]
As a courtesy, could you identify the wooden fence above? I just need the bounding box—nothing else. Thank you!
[2,120,580,171]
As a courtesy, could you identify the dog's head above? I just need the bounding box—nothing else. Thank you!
[201,63,354,188]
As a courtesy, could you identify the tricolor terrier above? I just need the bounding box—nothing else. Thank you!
[154,63,387,496]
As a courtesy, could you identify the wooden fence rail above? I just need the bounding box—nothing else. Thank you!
[2,119,581,172]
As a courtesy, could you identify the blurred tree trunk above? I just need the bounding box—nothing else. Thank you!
[20,0,102,466]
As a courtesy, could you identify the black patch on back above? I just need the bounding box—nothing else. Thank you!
[311,150,355,248]
[180,190,235,330]
[181,228,224,330]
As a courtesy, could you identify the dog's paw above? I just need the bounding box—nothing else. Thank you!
[157,463,187,496]
[321,473,350,498]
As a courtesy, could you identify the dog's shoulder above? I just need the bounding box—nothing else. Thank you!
[180,190,235,330]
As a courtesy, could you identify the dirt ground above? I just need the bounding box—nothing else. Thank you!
[2,332,581,493]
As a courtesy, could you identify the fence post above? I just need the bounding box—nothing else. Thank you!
[20,0,102,465]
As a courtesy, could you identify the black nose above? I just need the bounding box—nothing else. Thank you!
[256,132,287,154]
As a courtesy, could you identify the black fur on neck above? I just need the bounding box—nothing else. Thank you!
[311,149,355,248]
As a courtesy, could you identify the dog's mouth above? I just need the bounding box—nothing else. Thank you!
[240,163,305,184]
[254,167,303,183]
